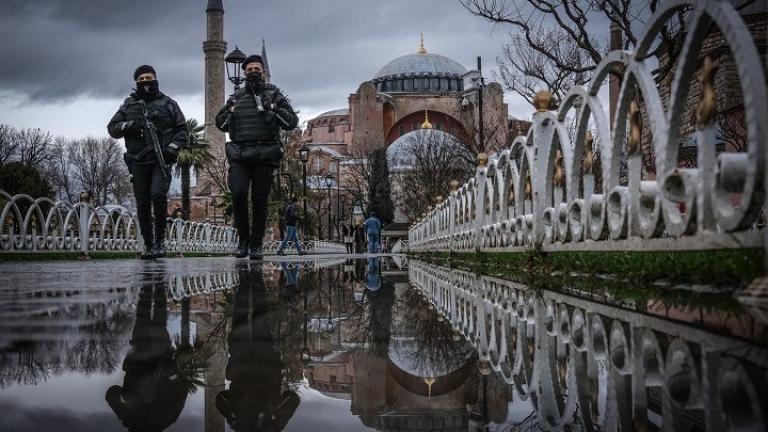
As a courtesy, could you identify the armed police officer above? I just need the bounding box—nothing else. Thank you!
[108,65,187,259]
[216,55,299,259]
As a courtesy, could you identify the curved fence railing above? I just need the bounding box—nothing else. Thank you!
[0,190,346,255]
[409,0,766,255]
[409,260,768,431]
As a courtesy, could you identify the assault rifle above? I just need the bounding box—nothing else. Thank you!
[137,100,169,179]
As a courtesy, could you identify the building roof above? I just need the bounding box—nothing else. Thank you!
[315,108,349,118]
[374,52,467,80]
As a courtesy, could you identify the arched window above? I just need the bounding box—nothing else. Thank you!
[404,79,413,91]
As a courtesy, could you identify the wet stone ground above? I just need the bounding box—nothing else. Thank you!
[0,256,766,431]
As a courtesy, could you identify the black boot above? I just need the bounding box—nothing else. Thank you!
[249,244,263,260]
[140,242,154,260]
[235,238,249,259]
[152,241,166,259]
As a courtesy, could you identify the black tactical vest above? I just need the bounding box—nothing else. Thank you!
[122,93,176,155]
[229,86,279,144]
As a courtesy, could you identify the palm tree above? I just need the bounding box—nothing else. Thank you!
[176,119,215,220]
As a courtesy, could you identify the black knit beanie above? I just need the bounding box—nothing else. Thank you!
[241,55,263,70]
[133,64,157,81]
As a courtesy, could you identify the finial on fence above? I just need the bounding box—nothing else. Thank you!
[435,195,443,204]
[478,360,492,376]
[697,56,718,128]
[79,190,91,203]
[524,175,532,200]
[583,130,594,174]
[476,152,488,167]
[553,149,565,187]
[628,101,641,156]
[533,90,552,112]
[450,180,460,191]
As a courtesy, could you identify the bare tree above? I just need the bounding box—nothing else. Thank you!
[498,31,588,105]
[14,127,54,167]
[344,135,386,216]
[0,125,18,164]
[716,107,747,153]
[392,130,475,221]
[48,137,77,202]
[68,137,131,206]
[459,0,703,105]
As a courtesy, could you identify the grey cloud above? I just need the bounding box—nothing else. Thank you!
[0,0,530,128]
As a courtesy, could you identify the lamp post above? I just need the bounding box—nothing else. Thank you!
[477,56,485,152]
[329,159,341,240]
[224,46,246,91]
[299,144,310,239]
[324,174,334,242]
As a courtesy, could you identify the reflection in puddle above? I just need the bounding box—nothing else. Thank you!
[0,257,766,431]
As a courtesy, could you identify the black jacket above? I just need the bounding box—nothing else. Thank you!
[215,83,298,143]
[107,92,187,163]
[284,202,298,226]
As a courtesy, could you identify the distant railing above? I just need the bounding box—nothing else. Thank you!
[0,190,346,255]
[409,0,766,256]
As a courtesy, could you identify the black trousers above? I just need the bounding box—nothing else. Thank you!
[132,163,171,247]
[229,161,274,247]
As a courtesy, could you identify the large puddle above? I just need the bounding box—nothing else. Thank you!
[0,256,766,431]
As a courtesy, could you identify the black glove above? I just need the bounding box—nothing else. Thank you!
[123,118,145,136]
[164,143,180,164]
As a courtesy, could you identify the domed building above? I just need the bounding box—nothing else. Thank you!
[302,35,511,236]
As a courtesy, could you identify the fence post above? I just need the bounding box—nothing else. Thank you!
[175,219,184,257]
[78,192,91,259]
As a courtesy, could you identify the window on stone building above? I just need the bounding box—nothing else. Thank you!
[329,123,335,132]
[431,78,439,90]
[440,78,448,90]
[315,156,322,172]
[404,79,413,91]
[399,125,405,136]
[436,122,442,131]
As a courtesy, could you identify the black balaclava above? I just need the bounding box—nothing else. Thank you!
[136,79,160,99]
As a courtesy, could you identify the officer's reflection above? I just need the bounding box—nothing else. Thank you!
[106,274,188,431]
[217,265,299,431]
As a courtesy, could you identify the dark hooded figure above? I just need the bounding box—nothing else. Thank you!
[108,65,187,260]
[216,266,300,431]
[106,275,188,431]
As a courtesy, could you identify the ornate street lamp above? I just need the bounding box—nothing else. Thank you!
[224,46,246,90]
[299,144,310,239]
[324,174,334,242]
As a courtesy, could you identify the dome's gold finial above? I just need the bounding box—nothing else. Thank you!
[418,32,427,55]
[421,110,433,129]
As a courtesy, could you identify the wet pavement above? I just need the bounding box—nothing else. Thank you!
[0,255,766,431]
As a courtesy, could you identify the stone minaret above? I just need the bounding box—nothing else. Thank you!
[200,0,227,195]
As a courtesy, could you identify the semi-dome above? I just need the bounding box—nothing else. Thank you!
[387,128,469,169]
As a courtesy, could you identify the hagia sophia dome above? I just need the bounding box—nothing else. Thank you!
[372,35,468,93]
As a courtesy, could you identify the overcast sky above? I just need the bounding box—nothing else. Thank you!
[0,0,545,139]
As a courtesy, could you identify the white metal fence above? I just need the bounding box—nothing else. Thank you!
[409,0,766,255]
[0,190,346,255]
